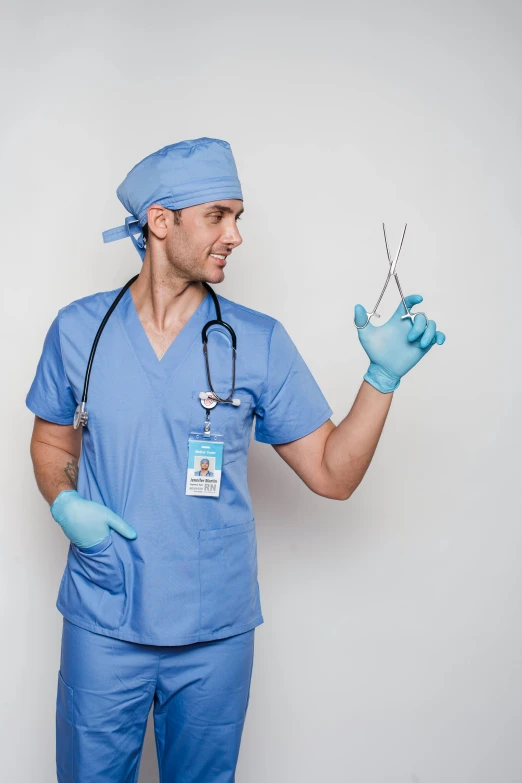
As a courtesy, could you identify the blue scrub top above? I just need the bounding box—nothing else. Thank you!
[26,287,333,645]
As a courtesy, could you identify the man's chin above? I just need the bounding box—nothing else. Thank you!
[204,267,226,285]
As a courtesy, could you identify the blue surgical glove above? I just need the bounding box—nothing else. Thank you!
[354,294,446,393]
[50,490,138,549]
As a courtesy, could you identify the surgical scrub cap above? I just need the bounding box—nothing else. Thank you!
[102,137,243,261]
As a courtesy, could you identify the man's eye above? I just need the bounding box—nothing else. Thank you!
[209,214,242,222]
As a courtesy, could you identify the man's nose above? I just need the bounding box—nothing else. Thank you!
[222,222,243,248]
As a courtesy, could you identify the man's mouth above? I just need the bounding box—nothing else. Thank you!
[210,254,227,265]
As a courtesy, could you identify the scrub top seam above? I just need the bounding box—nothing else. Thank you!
[62,287,121,310]
[216,294,278,325]
[86,417,101,491]
[24,399,74,426]
[255,404,333,445]
[57,307,77,403]
[253,319,278,413]
[254,325,300,420]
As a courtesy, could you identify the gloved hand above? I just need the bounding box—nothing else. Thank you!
[354,294,446,393]
[50,490,138,549]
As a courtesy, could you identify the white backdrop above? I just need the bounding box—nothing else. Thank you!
[1,1,521,781]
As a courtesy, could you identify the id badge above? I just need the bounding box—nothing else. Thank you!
[186,433,224,497]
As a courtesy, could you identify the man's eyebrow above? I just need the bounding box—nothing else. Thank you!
[206,203,245,217]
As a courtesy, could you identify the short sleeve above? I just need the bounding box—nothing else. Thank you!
[26,312,77,425]
[254,321,332,444]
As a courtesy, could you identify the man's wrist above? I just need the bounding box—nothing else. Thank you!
[363,362,401,394]
[50,489,79,513]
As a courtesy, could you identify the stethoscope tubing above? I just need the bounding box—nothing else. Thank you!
[201,282,237,404]
[75,277,236,428]
[81,274,139,403]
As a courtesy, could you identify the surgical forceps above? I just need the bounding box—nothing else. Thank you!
[354,224,428,330]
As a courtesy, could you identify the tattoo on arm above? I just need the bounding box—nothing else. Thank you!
[64,459,79,489]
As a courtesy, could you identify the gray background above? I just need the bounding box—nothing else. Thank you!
[1,1,521,781]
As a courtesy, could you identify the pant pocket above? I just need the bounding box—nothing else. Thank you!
[56,670,74,780]
[199,519,261,635]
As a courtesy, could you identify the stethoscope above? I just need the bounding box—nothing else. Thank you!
[73,276,240,430]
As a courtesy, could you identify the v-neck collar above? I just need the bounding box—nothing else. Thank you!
[116,285,213,396]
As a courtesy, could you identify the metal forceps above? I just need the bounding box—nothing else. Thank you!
[355,224,428,329]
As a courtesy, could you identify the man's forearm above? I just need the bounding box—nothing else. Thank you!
[322,380,393,499]
[30,441,79,506]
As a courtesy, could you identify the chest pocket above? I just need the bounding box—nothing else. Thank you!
[189,390,255,466]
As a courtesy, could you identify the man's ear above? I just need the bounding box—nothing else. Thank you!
[146,205,170,240]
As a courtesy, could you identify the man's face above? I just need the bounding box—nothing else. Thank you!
[164,199,243,284]
[200,460,210,472]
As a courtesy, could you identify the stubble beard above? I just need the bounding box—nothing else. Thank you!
[165,233,206,284]
[166,228,224,285]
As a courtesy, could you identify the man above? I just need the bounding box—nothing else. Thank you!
[194,458,214,477]
[27,137,445,782]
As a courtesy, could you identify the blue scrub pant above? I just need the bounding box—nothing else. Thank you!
[56,618,256,782]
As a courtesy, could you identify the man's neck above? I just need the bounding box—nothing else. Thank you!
[129,253,206,333]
